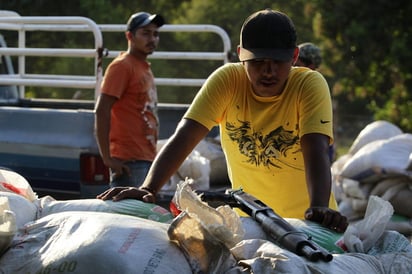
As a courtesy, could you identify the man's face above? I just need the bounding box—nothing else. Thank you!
[243,58,293,97]
[129,23,160,55]
[241,47,299,97]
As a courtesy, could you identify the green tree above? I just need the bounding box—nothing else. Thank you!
[315,0,412,132]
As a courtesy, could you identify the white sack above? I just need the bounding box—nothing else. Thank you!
[340,133,412,180]
[340,178,370,199]
[377,252,412,274]
[159,138,228,189]
[0,211,192,274]
[0,197,16,256]
[0,192,37,228]
[348,120,402,155]
[0,169,37,201]
[161,150,210,191]
[194,138,224,161]
[195,138,229,185]
[231,231,412,273]
[172,150,210,190]
[37,195,173,223]
[231,239,386,274]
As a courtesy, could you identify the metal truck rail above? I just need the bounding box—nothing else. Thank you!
[0,10,231,100]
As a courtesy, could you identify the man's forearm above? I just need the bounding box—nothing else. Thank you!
[94,112,112,165]
[301,133,332,207]
[142,118,209,194]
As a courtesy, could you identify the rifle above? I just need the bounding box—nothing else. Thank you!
[198,189,333,262]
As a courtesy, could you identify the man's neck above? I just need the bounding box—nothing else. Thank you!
[127,48,148,61]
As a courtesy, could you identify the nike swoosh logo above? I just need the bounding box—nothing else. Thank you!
[320,120,330,124]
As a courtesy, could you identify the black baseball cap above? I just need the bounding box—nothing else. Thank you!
[127,12,165,32]
[238,9,297,62]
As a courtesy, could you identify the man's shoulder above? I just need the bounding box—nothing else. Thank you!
[213,62,245,78]
[107,53,148,72]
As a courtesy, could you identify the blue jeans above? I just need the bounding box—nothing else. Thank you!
[110,160,151,188]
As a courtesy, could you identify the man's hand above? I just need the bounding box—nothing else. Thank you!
[96,187,155,203]
[304,207,348,233]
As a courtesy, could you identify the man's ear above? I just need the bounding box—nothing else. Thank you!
[292,47,300,63]
[125,30,133,41]
[237,45,241,57]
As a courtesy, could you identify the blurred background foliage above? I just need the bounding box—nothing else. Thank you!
[1,0,411,153]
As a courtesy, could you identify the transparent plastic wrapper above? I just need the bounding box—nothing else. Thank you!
[341,196,394,253]
[172,179,244,247]
[168,179,243,273]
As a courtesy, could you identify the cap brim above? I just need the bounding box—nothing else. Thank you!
[128,14,165,31]
[142,14,165,28]
[238,47,295,62]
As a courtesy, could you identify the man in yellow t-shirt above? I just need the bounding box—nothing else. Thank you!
[97,9,348,233]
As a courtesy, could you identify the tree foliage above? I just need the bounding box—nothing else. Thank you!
[315,0,412,131]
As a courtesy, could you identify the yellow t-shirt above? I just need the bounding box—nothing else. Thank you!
[185,63,337,218]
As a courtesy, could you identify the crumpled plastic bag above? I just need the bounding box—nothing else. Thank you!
[168,212,239,273]
[167,179,244,273]
[171,179,244,247]
[342,195,394,253]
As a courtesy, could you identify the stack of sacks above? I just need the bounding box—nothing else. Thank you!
[0,168,174,225]
[0,169,187,273]
[1,211,192,273]
[332,121,412,235]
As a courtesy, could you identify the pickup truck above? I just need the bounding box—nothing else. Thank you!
[0,10,231,199]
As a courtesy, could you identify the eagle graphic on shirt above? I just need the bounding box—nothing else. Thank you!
[226,120,300,169]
